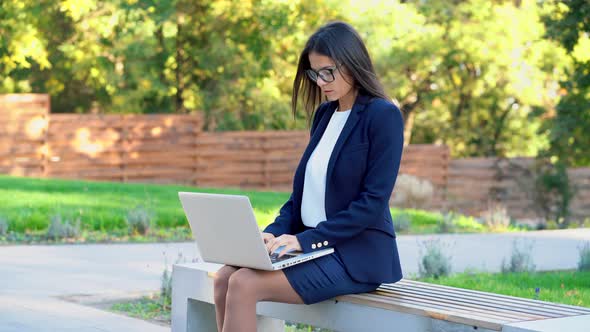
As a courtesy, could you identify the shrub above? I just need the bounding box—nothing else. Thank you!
[481,201,511,230]
[391,174,434,209]
[0,216,8,235]
[161,252,186,309]
[46,214,81,240]
[419,239,452,279]
[161,267,172,309]
[502,239,536,273]
[578,242,590,271]
[437,212,457,233]
[392,212,411,233]
[126,205,154,235]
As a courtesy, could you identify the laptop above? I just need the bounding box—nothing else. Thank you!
[178,192,334,270]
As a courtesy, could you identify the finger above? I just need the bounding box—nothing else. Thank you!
[271,236,284,250]
[266,238,276,253]
[268,238,280,254]
[270,243,283,255]
[278,244,294,257]
[270,241,286,255]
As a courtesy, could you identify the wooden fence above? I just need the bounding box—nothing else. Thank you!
[0,94,49,177]
[46,114,201,184]
[1,94,588,221]
[447,158,590,221]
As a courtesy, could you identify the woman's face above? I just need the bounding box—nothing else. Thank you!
[308,52,355,104]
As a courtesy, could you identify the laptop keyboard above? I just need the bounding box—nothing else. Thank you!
[270,253,294,263]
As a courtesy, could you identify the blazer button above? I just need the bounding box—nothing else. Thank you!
[323,241,328,246]
[311,244,316,249]
[317,242,323,248]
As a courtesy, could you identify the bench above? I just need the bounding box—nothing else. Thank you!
[171,262,590,332]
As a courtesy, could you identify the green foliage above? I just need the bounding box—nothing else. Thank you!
[161,252,186,311]
[111,296,170,324]
[46,214,81,240]
[579,243,590,272]
[539,0,590,167]
[126,205,155,236]
[353,0,565,158]
[536,161,576,227]
[0,216,8,235]
[419,239,452,279]
[502,240,536,273]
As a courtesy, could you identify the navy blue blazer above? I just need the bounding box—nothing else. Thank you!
[263,92,404,284]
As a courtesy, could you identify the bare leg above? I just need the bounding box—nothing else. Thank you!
[213,265,239,332]
[222,268,304,332]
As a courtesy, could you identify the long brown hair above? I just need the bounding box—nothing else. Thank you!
[292,21,389,124]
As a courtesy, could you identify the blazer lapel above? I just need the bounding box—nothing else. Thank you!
[325,94,370,183]
[299,101,337,170]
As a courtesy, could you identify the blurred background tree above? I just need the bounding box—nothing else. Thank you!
[1,0,587,163]
[539,0,590,168]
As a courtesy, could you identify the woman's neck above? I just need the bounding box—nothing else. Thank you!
[338,88,358,112]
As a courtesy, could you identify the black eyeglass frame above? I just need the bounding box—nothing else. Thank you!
[305,64,341,83]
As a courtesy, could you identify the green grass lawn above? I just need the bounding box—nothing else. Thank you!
[0,175,288,235]
[0,175,529,243]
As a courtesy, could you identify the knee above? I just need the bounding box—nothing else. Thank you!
[227,268,257,299]
[213,266,237,302]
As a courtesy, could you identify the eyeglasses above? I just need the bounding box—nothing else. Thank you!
[305,65,340,83]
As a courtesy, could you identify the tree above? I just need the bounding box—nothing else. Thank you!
[347,0,568,157]
[540,0,590,167]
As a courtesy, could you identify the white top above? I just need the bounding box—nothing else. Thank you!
[301,108,351,228]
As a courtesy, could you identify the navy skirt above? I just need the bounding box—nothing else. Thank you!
[282,251,380,304]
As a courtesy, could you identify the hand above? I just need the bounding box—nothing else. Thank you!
[261,232,275,244]
[266,234,302,258]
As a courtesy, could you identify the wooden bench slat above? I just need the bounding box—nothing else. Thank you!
[380,285,570,318]
[394,280,590,315]
[392,280,590,315]
[368,290,540,322]
[372,288,549,321]
[340,293,506,331]
[374,290,564,319]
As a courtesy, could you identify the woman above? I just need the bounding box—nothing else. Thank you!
[213,21,404,332]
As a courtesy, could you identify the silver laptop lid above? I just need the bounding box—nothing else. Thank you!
[178,192,273,270]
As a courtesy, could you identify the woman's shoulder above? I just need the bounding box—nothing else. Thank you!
[365,97,403,123]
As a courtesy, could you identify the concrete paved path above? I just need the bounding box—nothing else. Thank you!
[0,228,588,331]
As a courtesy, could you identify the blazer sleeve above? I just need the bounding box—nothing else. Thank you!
[262,102,330,236]
[296,101,404,253]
